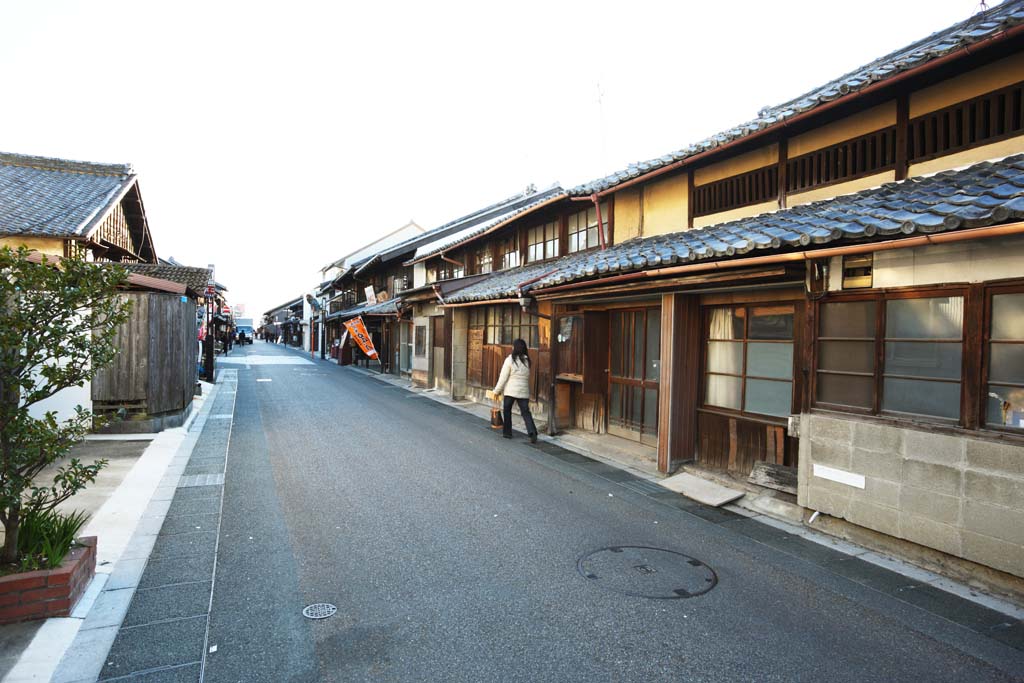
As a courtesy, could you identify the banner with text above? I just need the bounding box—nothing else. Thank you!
[343,316,378,359]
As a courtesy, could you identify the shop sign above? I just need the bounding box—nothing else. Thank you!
[343,316,378,359]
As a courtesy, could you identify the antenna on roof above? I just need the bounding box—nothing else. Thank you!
[596,81,607,167]
[977,1,988,11]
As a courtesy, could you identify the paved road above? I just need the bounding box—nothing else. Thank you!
[107,342,1024,682]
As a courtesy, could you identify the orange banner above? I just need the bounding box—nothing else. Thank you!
[343,316,378,359]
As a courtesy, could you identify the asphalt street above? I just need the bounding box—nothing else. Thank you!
[116,342,1024,682]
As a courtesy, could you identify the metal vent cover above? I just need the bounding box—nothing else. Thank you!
[302,603,337,620]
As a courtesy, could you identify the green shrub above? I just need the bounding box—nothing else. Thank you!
[15,508,89,571]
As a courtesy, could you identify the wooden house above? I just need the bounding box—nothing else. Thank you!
[0,152,156,263]
[400,3,1024,582]
[92,264,211,432]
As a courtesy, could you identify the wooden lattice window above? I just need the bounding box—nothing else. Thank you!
[527,221,559,262]
[475,248,493,275]
[567,204,608,253]
[500,235,519,270]
[787,127,897,194]
[815,292,965,421]
[693,166,777,218]
[909,81,1024,163]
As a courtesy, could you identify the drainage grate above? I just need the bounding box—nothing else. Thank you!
[578,546,718,599]
[302,603,337,620]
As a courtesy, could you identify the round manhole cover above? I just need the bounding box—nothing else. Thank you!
[577,546,718,599]
[302,603,337,619]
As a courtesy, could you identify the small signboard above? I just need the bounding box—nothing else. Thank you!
[364,286,378,306]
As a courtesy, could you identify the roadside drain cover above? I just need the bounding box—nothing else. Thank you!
[302,603,337,619]
[577,546,718,599]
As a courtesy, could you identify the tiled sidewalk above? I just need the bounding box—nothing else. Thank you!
[52,371,237,683]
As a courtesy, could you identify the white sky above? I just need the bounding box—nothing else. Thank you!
[0,0,994,317]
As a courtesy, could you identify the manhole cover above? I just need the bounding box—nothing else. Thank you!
[577,546,718,599]
[302,603,337,619]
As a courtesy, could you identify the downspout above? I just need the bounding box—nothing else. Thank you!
[592,194,607,250]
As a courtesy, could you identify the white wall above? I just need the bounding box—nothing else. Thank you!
[828,235,1024,290]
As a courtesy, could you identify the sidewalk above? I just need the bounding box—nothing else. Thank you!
[0,377,223,683]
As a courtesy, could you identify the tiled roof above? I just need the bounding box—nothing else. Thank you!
[408,185,565,263]
[329,298,400,320]
[121,263,212,296]
[570,1,1024,196]
[445,155,1024,302]
[0,152,137,238]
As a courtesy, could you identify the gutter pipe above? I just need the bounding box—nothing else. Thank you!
[532,221,1024,295]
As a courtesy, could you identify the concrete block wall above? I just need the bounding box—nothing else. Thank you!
[798,413,1024,578]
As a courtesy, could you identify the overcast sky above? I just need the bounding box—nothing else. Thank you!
[1,0,994,317]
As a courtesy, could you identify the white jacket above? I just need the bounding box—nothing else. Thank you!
[493,355,531,399]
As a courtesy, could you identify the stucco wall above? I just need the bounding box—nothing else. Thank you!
[0,236,65,257]
[908,135,1024,177]
[788,102,896,157]
[693,144,778,185]
[641,173,688,237]
[909,52,1024,119]
[788,171,895,208]
[693,200,779,229]
[798,413,1024,578]
[613,187,642,242]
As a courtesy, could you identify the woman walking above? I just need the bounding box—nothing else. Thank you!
[492,338,539,443]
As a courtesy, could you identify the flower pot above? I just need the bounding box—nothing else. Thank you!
[0,536,96,624]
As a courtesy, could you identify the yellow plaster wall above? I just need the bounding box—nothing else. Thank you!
[694,144,778,186]
[787,171,895,207]
[910,52,1024,118]
[908,134,1024,177]
[0,236,65,256]
[613,187,642,242]
[641,173,688,237]
[693,200,779,228]
[788,102,897,157]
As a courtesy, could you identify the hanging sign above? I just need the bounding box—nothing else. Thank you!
[364,286,378,306]
[343,316,378,359]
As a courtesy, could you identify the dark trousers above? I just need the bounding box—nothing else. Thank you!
[503,396,537,437]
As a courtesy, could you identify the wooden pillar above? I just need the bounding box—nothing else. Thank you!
[895,93,909,181]
[777,138,789,209]
[657,293,701,473]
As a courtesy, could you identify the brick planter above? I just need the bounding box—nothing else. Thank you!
[0,536,96,624]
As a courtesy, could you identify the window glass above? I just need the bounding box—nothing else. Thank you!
[884,342,962,379]
[882,378,961,419]
[645,312,661,381]
[643,389,658,431]
[818,340,874,374]
[749,306,794,339]
[705,375,742,410]
[745,379,792,417]
[747,342,793,379]
[987,292,1024,430]
[886,297,963,338]
[817,374,873,409]
[990,344,1024,384]
[820,301,876,337]
[881,296,962,420]
[992,292,1024,339]
[706,341,743,375]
